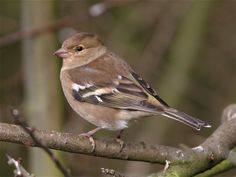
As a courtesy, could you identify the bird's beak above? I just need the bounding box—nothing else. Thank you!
[54,48,70,58]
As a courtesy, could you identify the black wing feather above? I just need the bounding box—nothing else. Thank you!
[131,72,169,107]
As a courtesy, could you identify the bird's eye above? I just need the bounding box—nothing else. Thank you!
[75,45,84,52]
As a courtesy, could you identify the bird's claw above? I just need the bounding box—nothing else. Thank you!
[79,133,96,152]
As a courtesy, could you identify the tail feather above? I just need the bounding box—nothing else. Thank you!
[162,109,211,130]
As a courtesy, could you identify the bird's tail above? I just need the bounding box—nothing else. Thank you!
[161,108,211,130]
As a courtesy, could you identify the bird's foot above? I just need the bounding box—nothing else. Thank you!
[79,133,96,152]
[79,127,101,152]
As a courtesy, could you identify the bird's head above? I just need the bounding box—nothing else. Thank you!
[54,32,106,68]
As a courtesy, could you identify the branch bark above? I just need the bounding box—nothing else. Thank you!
[1,105,236,176]
[0,122,189,163]
[150,105,236,176]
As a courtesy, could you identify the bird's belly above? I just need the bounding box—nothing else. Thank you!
[68,98,129,130]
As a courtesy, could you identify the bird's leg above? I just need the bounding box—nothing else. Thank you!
[83,127,102,136]
[80,127,102,152]
[115,129,125,151]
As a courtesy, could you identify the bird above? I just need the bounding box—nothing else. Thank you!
[54,32,211,138]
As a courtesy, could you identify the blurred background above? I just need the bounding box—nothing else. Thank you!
[0,0,236,176]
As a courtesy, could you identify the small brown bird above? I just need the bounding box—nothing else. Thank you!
[55,32,211,137]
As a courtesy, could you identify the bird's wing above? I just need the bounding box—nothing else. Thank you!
[130,71,169,107]
[71,70,167,113]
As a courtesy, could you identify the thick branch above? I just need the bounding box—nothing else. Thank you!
[0,117,236,165]
[153,119,236,177]
[195,149,236,177]
[152,105,236,176]
[0,122,193,163]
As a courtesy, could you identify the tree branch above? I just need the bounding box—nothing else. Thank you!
[1,105,236,176]
[151,105,236,176]
[0,122,189,163]
[195,148,236,177]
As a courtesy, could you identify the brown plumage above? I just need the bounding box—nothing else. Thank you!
[55,32,211,135]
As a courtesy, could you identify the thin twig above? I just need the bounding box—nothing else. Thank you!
[6,154,34,177]
[10,108,71,177]
[0,17,71,48]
